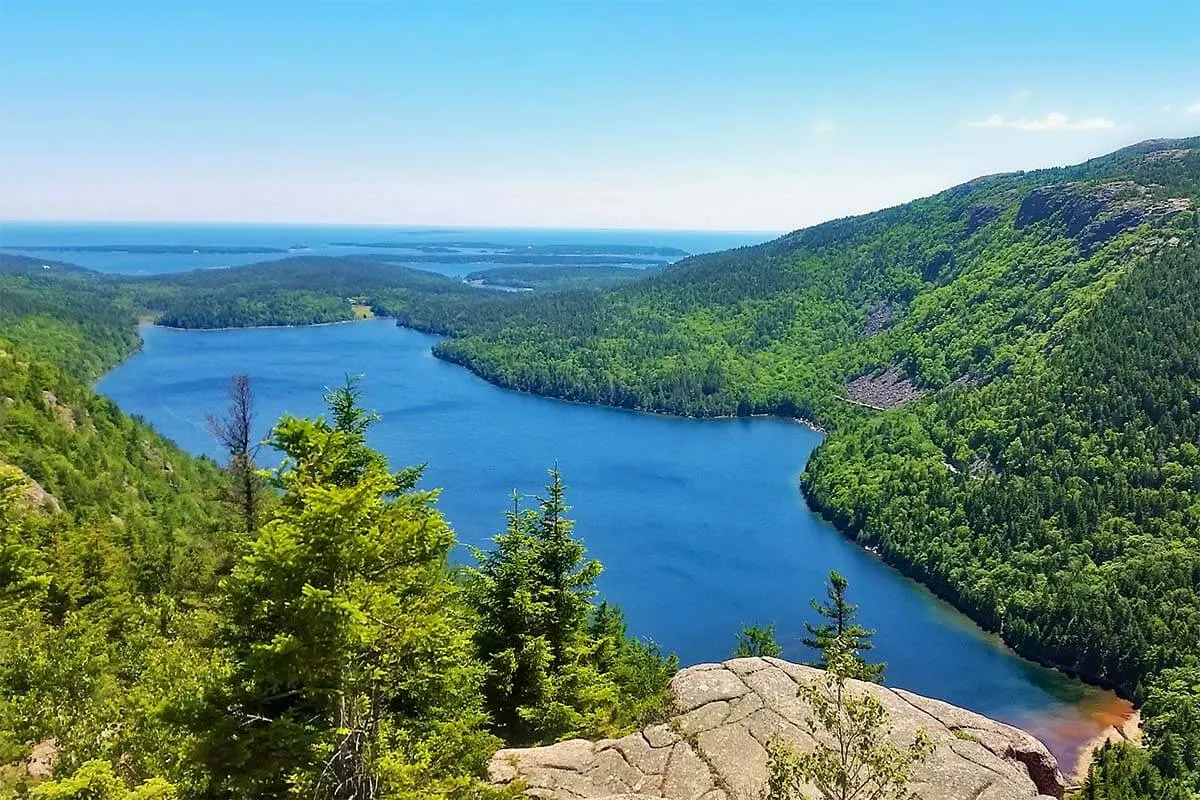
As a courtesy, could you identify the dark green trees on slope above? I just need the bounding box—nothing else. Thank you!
[388,139,1200,424]
[466,471,676,745]
[0,339,674,797]
[803,240,1200,798]
[194,380,501,798]
[803,241,1200,694]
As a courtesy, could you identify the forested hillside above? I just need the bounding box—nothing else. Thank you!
[4,137,1200,797]
[0,268,675,795]
[386,138,1200,423]
[0,253,478,334]
[393,138,1200,797]
[0,257,141,379]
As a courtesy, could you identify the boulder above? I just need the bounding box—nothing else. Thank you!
[488,657,1067,800]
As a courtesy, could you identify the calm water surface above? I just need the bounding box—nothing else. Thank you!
[0,222,771,275]
[97,319,1130,769]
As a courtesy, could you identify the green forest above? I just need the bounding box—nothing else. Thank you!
[0,273,677,796]
[4,137,1200,797]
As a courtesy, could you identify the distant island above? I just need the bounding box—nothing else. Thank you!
[331,241,690,257]
[362,252,673,267]
[5,244,288,255]
[464,264,660,291]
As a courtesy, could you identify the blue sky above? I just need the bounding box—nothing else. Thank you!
[3,1,1197,230]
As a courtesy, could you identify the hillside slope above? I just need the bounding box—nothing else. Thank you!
[390,138,1199,424]
[0,338,232,785]
[0,253,477,338]
[385,139,1200,795]
[804,241,1200,690]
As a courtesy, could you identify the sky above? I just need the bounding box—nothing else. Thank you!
[2,1,1198,231]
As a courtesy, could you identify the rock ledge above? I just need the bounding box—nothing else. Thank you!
[489,657,1065,800]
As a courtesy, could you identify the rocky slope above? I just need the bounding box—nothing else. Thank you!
[489,657,1066,800]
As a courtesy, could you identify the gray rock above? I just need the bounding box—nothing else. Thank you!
[1013,180,1191,253]
[488,658,1067,800]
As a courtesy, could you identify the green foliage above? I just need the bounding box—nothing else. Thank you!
[1139,667,1200,795]
[587,602,678,730]
[1079,742,1193,800]
[0,254,478,338]
[379,140,1200,424]
[802,572,884,683]
[0,342,232,795]
[0,256,141,380]
[197,380,499,798]
[30,761,178,799]
[466,472,675,745]
[804,243,1200,697]
[5,138,1200,799]
[766,649,933,800]
[733,623,783,658]
[464,264,658,292]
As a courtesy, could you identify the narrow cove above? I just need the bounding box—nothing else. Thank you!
[96,318,1133,777]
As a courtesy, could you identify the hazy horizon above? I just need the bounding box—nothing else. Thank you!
[4,2,1198,230]
[1,131,1181,236]
[0,218,783,235]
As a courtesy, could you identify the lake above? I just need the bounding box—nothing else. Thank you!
[97,318,1131,772]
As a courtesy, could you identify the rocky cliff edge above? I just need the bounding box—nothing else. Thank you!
[488,657,1066,800]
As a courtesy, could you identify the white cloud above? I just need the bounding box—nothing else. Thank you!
[1011,88,1032,101]
[1162,104,1174,112]
[1187,102,1200,115]
[963,112,1115,132]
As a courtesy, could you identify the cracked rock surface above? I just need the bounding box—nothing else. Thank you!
[488,657,1066,800]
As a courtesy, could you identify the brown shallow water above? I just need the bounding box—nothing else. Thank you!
[1020,691,1138,782]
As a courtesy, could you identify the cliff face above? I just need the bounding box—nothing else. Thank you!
[489,657,1066,800]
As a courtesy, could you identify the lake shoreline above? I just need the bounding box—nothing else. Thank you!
[113,317,1132,774]
[147,318,828,432]
[1069,709,1143,785]
[395,320,831,434]
[393,320,1143,776]
[152,316,388,333]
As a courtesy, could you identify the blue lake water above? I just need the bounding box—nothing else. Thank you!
[97,319,1130,769]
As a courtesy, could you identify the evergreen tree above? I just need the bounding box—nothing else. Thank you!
[466,473,606,744]
[733,623,782,658]
[464,496,551,742]
[535,471,602,668]
[1080,742,1191,800]
[588,602,678,731]
[1143,666,1200,793]
[802,571,884,682]
[197,379,499,798]
[466,472,674,745]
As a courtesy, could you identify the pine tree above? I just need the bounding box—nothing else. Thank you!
[467,472,606,744]
[467,471,675,744]
[199,378,499,798]
[802,571,885,682]
[535,470,602,668]
[465,495,551,742]
[733,623,782,658]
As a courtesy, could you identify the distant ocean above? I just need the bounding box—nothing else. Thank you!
[0,221,777,276]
